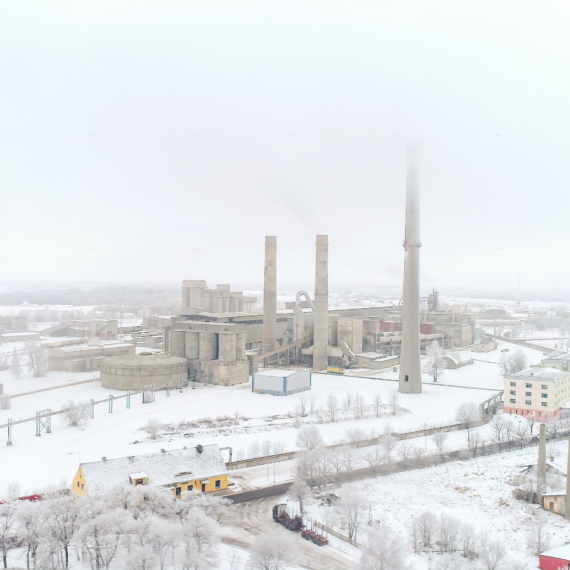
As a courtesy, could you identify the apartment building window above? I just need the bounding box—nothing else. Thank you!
[525,400,532,405]
[510,382,516,387]
[510,399,516,404]
[542,385,548,389]
[525,392,531,397]
[510,390,516,395]
[542,394,548,398]
[541,402,548,407]
[526,383,532,388]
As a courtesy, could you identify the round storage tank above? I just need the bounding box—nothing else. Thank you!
[101,354,188,391]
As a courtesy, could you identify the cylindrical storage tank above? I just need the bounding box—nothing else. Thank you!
[189,287,202,308]
[218,332,237,362]
[199,332,218,360]
[236,333,246,361]
[185,331,199,359]
[101,354,188,391]
[222,295,230,312]
[171,330,185,357]
[391,336,402,343]
[236,297,244,312]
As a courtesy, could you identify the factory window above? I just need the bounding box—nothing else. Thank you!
[542,385,548,389]
[525,392,531,397]
[525,400,532,405]
[542,393,548,398]
[510,390,516,395]
[215,480,221,489]
[541,402,548,407]
[510,399,516,404]
[526,383,532,388]
[510,382,516,387]
[405,375,409,382]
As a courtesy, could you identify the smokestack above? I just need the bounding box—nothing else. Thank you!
[313,235,328,371]
[399,146,422,394]
[537,423,547,495]
[262,236,277,355]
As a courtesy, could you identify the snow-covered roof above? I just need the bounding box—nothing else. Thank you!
[255,368,300,377]
[541,544,570,561]
[81,444,227,494]
[443,352,473,365]
[509,367,570,382]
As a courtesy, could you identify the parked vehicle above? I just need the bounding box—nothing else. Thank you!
[272,504,328,545]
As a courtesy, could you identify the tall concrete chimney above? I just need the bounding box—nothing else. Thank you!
[262,236,277,355]
[313,235,329,371]
[566,438,570,519]
[399,147,422,394]
[537,423,547,495]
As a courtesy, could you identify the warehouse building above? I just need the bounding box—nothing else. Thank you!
[252,369,311,395]
[48,341,135,372]
[71,444,228,497]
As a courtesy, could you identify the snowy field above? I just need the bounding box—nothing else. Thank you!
[1,364,499,495]
[304,439,570,569]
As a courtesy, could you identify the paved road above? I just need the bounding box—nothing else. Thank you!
[228,482,293,503]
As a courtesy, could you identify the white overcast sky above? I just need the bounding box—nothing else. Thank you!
[1,1,569,293]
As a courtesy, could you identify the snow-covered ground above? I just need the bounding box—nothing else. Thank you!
[305,439,570,569]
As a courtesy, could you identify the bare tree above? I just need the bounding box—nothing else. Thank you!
[288,480,311,516]
[45,494,82,569]
[60,400,91,427]
[360,524,406,570]
[23,340,48,377]
[468,431,481,457]
[334,490,367,542]
[3,482,21,502]
[425,340,445,382]
[343,391,353,412]
[491,416,506,451]
[272,440,286,455]
[413,446,426,468]
[141,417,163,440]
[17,501,46,570]
[0,395,11,411]
[412,511,436,549]
[388,390,400,416]
[373,393,383,417]
[0,503,19,570]
[454,402,480,428]
[248,528,296,570]
[327,448,345,475]
[397,441,414,468]
[527,516,550,555]
[346,428,367,448]
[248,440,261,459]
[354,392,364,420]
[431,432,449,460]
[514,421,530,449]
[10,348,21,379]
[382,436,398,464]
[527,414,536,435]
[308,394,317,415]
[479,539,506,570]
[362,447,383,477]
[296,425,324,451]
[326,394,338,422]
[261,439,272,456]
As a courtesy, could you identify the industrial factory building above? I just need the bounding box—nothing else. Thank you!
[41,319,119,340]
[166,320,249,386]
[48,341,136,372]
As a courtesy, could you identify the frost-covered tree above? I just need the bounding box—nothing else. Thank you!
[126,545,158,570]
[178,510,220,570]
[454,402,480,427]
[248,528,296,570]
[288,480,311,516]
[397,441,414,468]
[141,417,164,440]
[362,446,383,477]
[326,394,338,422]
[17,501,46,570]
[334,489,367,542]
[10,348,22,379]
[46,493,83,569]
[431,432,449,459]
[77,511,126,570]
[425,340,445,382]
[23,340,48,377]
[296,425,324,451]
[0,503,19,570]
[360,523,406,570]
[60,399,91,427]
[373,393,383,417]
[479,539,506,570]
[0,395,11,410]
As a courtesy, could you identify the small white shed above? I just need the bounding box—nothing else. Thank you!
[252,369,311,396]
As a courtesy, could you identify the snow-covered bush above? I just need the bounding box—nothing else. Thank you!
[141,417,164,440]
[60,400,91,426]
[0,394,11,410]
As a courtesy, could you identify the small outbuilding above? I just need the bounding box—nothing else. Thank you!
[440,352,474,369]
[252,369,311,396]
[539,544,570,569]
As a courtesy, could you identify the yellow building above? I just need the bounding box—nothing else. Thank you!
[504,367,570,418]
[72,444,229,497]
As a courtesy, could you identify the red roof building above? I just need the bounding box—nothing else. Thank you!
[540,545,570,570]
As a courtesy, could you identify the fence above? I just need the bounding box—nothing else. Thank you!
[314,521,360,548]
[2,380,186,445]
